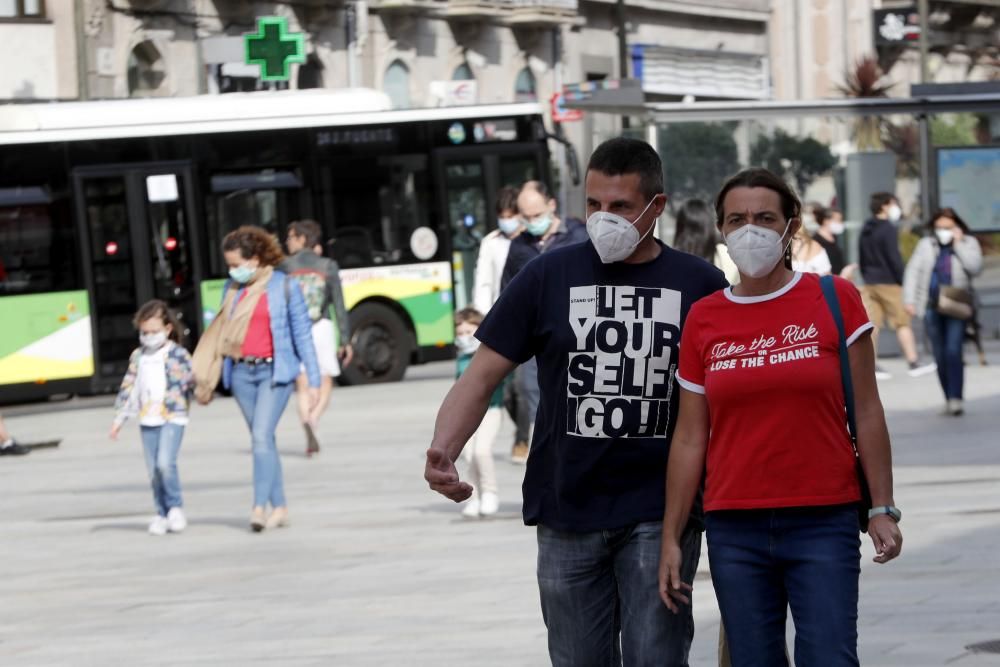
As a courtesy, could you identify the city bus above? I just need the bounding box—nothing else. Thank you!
[0,89,553,402]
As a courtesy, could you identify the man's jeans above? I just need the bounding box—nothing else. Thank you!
[230,362,295,508]
[139,423,185,517]
[537,521,701,667]
[706,505,861,667]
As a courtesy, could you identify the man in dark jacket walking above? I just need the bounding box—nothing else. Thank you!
[859,192,935,379]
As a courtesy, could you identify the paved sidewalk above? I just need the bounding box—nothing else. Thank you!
[2,344,999,666]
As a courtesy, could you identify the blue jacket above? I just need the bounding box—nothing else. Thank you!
[221,271,321,389]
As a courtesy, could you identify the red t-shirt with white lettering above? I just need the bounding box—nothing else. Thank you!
[676,272,873,512]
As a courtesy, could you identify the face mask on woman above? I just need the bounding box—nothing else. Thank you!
[497,217,521,236]
[828,221,845,236]
[229,263,255,283]
[586,198,656,264]
[724,221,793,279]
[140,331,168,350]
[455,334,480,356]
[524,214,552,237]
[935,229,955,246]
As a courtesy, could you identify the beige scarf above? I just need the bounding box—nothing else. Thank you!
[192,265,273,403]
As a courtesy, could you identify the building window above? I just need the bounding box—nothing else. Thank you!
[515,67,537,102]
[0,0,44,18]
[128,41,167,97]
[383,60,410,109]
[452,63,474,81]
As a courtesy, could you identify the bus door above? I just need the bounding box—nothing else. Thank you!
[73,163,201,391]
[432,145,546,311]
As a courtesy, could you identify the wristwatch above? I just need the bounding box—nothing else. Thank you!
[868,506,902,523]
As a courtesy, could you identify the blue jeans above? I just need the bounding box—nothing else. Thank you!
[925,309,965,400]
[537,521,701,667]
[230,362,295,508]
[706,505,861,667]
[139,423,185,517]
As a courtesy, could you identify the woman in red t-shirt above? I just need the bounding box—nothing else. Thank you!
[658,168,903,666]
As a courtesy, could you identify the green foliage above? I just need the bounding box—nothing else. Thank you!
[750,129,838,193]
[658,122,739,205]
[931,114,978,146]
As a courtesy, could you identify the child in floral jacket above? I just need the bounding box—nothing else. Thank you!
[110,300,194,536]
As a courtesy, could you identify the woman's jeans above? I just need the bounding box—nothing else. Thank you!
[536,521,701,667]
[139,423,185,517]
[230,362,295,508]
[925,309,965,400]
[706,505,861,667]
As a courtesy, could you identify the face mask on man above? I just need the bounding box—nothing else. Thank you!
[724,221,793,279]
[828,221,846,236]
[455,334,480,356]
[935,229,955,246]
[497,217,521,236]
[140,331,168,350]
[586,198,656,264]
[524,214,552,237]
[229,263,256,283]
[886,204,902,223]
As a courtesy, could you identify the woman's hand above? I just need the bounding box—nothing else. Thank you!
[109,423,121,440]
[308,387,320,411]
[869,515,903,563]
[840,263,857,281]
[952,226,965,243]
[904,303,916,317]
[658,538,692,613]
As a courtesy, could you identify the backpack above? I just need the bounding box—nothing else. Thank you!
[288,269,327,322]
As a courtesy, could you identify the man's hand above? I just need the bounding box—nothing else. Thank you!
[869,515,903,563]
[339,345,354,368]
[658,539,692,613]
[424,448,473,502]
[109,423,122,440]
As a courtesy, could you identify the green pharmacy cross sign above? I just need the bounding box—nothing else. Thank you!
[244,16,305,82]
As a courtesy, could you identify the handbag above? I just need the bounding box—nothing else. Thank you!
[820,275,873,533]
[934,248,976,321]
[936,286,974,321]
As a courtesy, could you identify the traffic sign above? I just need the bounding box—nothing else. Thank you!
[244,16,306,82]
[550,92,583,123]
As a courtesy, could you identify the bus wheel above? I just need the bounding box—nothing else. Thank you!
[340,302,411,385]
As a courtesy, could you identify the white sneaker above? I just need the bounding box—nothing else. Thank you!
[874,366,892,381]
[148,516,168,536]
[461,498,481,518]
[166,507,187,533]
[479,492,499,516]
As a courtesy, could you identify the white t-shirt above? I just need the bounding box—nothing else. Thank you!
[136,346,187,426]
[792,247,832,275]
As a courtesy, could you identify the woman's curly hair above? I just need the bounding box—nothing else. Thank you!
[221,225,285,267]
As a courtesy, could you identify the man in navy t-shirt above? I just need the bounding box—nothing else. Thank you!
[424,137,728,666]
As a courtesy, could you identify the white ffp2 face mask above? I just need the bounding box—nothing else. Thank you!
[935,229,955,245]
[724,222,792,279]
[887,204,902,223]
[455,334,480,356]
[140,331,168,350]
[586,198,656,264]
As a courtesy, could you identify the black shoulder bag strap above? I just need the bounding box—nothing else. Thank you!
[820,275,872,532]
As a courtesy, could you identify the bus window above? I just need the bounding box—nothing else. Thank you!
[0,189,80,295]
[499,155,541,189]
[325,154,432,268]
[205,171,302,277]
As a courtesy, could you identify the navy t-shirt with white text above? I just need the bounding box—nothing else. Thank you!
[476,240,728,532]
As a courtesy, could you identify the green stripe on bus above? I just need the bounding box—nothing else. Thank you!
[400,291,454,347]
[0,291,91,358]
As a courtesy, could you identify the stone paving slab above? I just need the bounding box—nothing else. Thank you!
[2,343,1000,666]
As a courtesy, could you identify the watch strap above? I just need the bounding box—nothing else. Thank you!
[868,505,901,522]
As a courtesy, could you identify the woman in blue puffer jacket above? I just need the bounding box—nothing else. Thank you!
[193,225,320,532]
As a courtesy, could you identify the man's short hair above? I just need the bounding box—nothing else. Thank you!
[521,180,552,200]
[288,219,323,248]
[870,192,896,216]
[496,186,519,215]
[586,137,664,200]
[454,307,483,327]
